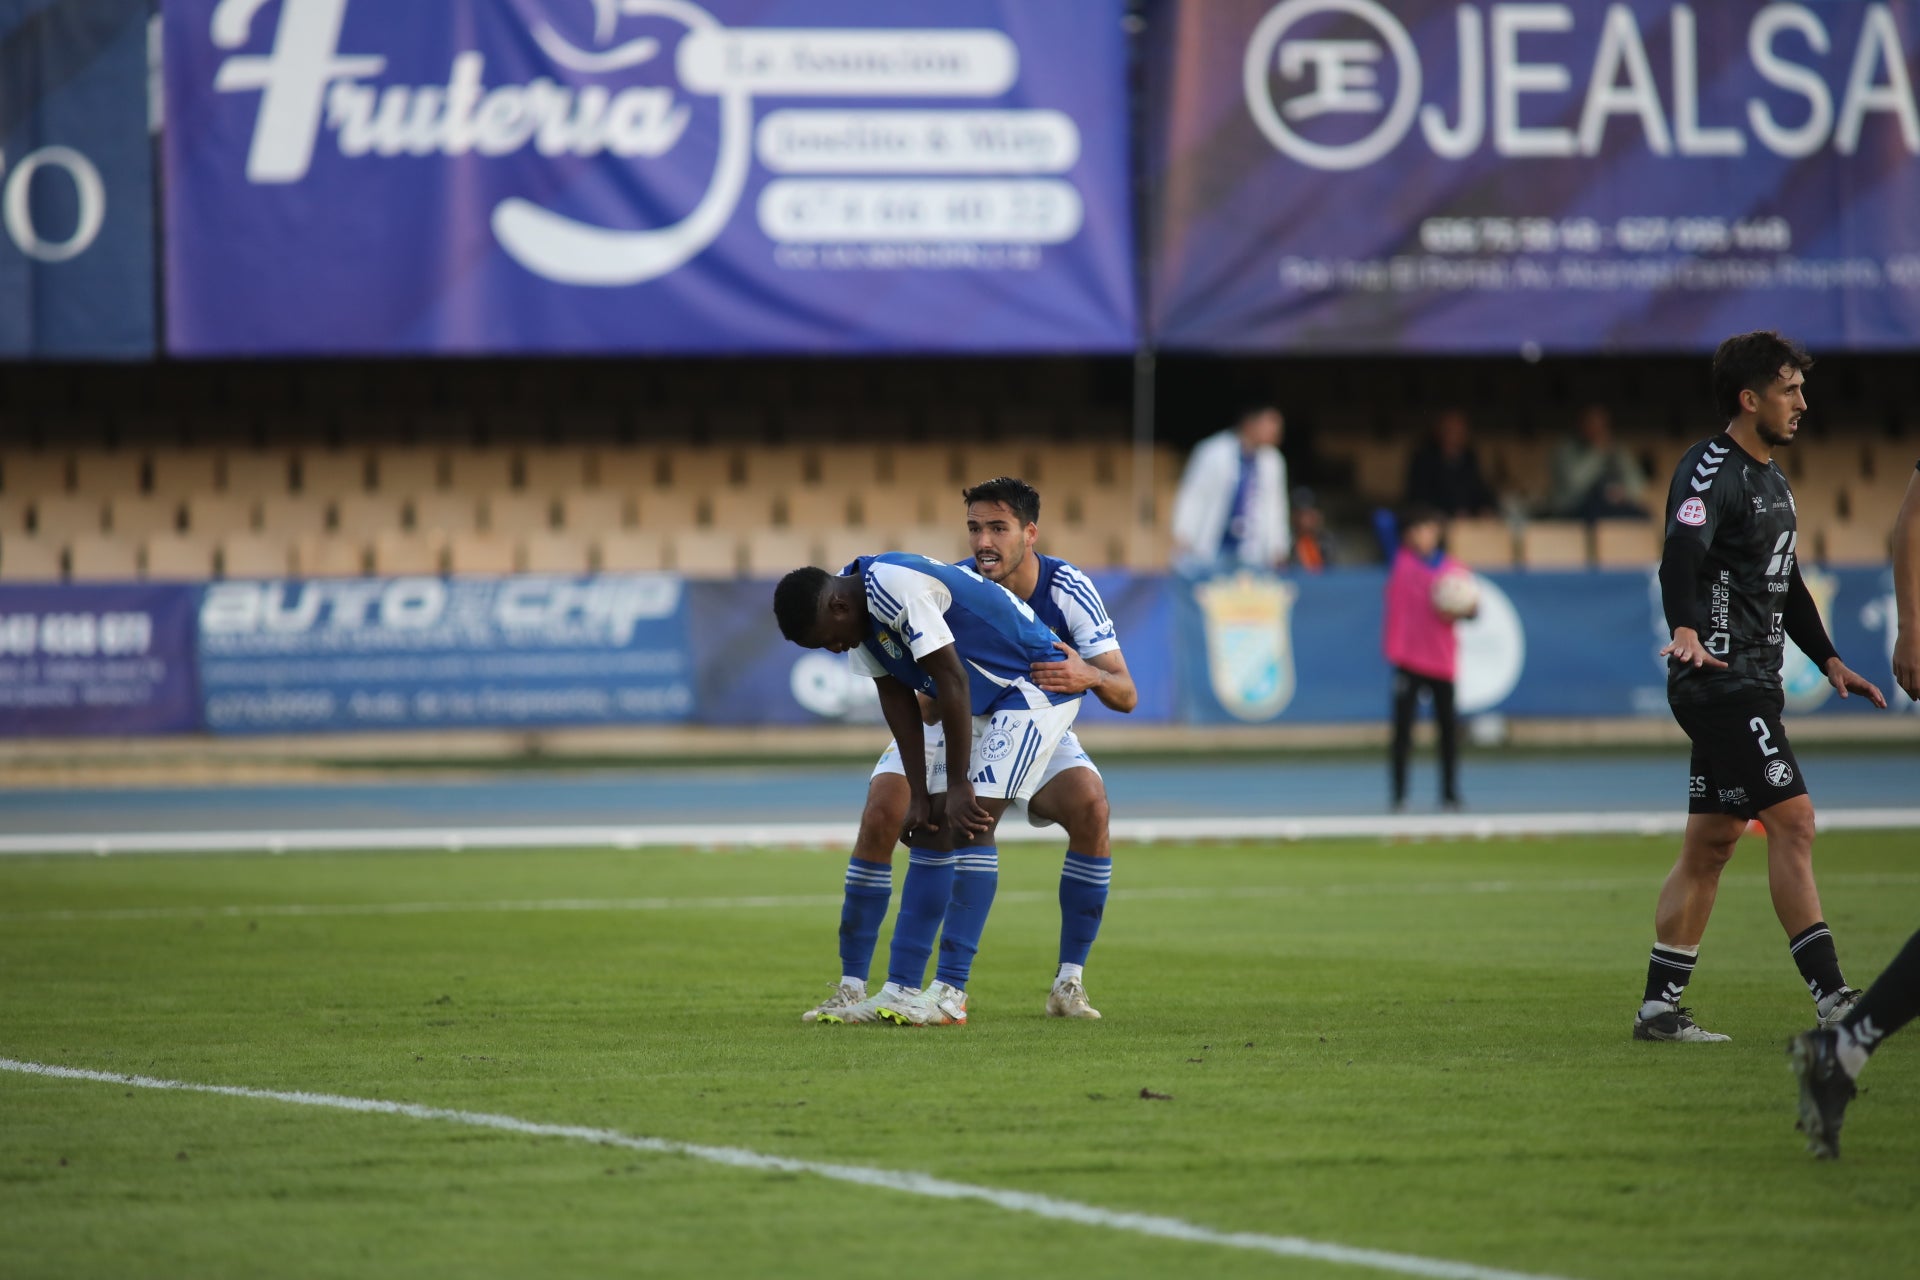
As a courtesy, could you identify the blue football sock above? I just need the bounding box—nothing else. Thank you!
[837,856,893,984]
[1058,850,1111,970]
[886,848,956,990]
[935,846,1000,991]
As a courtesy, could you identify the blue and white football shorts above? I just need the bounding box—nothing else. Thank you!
[871,702,1088,818]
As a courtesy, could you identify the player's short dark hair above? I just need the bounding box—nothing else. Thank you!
[772,566,831,643]
[961,476,1040,526]
[1712,331,1812,419]
[1399,503,1443,535]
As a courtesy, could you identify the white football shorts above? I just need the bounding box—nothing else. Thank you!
[870,702,1089,816]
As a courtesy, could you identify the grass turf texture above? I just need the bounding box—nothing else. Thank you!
[3,834,1917,1279]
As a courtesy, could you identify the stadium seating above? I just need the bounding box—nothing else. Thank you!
[1446,517,1516,569]
[1519,521,1588,569]
[144,535,216,581]
[185,494,257,536]
[109,496,183,539]
[1821,521,1889,565]
[521,530,591,574]
[220,533,292,579]
[372,530,446,575]
[255,494,332,538]
[296,534,368,577]
[72,451,144,496]
[298,449,371,495]
[226,449,295,496]
[0,535,63,581]
[149,448,221,495]
[448,531,518,576]
[1,449,71,496]
[31,496,104,540]
[68,533,139,581]
[597,530,669,572]
[670,530,740,576]
[1592,519,1659,567]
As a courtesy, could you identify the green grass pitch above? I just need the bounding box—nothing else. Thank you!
[3,833,1917,1279]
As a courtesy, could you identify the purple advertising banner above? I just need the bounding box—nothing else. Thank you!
[1149,1,1920,353]
[0,584,200,735]
[163,0,1135,355]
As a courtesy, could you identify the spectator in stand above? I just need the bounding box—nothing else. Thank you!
[1171,403,1290,573]
[1403,409,1498,518]
[1290,486,1336,573]
[1384,505,1475,812]
[1544,404,1649,520]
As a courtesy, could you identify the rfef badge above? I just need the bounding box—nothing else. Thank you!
[1195,572,1297,722]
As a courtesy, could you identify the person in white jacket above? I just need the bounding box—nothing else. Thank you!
[1171,405,1290,572]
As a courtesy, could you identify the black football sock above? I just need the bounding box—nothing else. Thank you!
[1841,929,1920,1058]
[1643,943,1697,1010]
[1789,921,1847,1007]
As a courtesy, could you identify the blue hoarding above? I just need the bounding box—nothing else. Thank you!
[1149,1,1920,353]
[162,0,1135,355]
[1172,564,1911,724]
[0,584,199,734]
[0,0,155,357]
[195,575,694,733]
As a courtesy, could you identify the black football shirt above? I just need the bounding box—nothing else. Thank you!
[1662,433,1802,704]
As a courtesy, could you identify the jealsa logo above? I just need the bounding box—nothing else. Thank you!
[1765,759,1795,788]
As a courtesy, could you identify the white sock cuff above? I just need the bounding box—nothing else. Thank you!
[1654,941,1700,958]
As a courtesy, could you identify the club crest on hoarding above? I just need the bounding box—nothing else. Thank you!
[1195,572,1296,722]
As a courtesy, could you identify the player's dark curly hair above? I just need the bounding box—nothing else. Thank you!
[961,476,1041,525]
[773,566,831,643]
[1712,330,1812,420]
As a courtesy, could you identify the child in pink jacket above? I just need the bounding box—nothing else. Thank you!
[1384,507,1477,811]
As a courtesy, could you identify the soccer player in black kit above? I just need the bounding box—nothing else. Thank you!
[1634,331,1887,1043]
[1786,454,1920,1156]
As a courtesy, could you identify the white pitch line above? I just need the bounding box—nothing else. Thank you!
[3,807,1919,857]
[7,872,1917,926]
[0,1057,1573,1280]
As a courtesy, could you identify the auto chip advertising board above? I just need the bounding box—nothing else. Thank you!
[162,0,1134,354]
[1149,1,1920,353]
[194,575,694,733]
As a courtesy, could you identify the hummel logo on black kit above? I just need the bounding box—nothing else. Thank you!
[1691,442,1729,493]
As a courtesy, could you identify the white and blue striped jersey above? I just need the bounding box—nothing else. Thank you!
[843,553,1078,714]
[1018,554,1120,660]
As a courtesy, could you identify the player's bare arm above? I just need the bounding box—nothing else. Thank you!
[1030,644,1137,713]
[875,674,933,836]
[915,642,992,839]
[1894,467,1920,702]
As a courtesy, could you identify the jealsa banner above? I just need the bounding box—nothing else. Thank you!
[163,0,1135,355]
[195,574,695,733]
[1149,1,1920,353]
[0,0,156,357]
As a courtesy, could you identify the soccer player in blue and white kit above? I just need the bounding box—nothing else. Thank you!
[773,531,1088,1027]
[802,477,1137,1024]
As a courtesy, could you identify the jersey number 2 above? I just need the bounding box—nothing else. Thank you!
[1749,717,1780,757]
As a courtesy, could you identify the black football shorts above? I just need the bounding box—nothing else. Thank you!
[1671,690,1809,819]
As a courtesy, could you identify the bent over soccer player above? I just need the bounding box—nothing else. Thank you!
[773,551,1085,1027]
[1636,330,1886,1044]
[801,477,1137,1024]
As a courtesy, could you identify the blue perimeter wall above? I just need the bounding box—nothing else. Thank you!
[0,567,1909,736]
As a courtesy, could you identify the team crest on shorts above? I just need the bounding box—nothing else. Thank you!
[1765,759,1795,787]
[1195,571,1297,722]
[1676,496,1707,526]
[980,728,1015,763]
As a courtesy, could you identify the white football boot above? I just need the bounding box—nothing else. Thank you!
[1818,988,1863,1030]
[801,981,865,1023]
[820,981,912,1025]
[1046,976,1102,1020]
